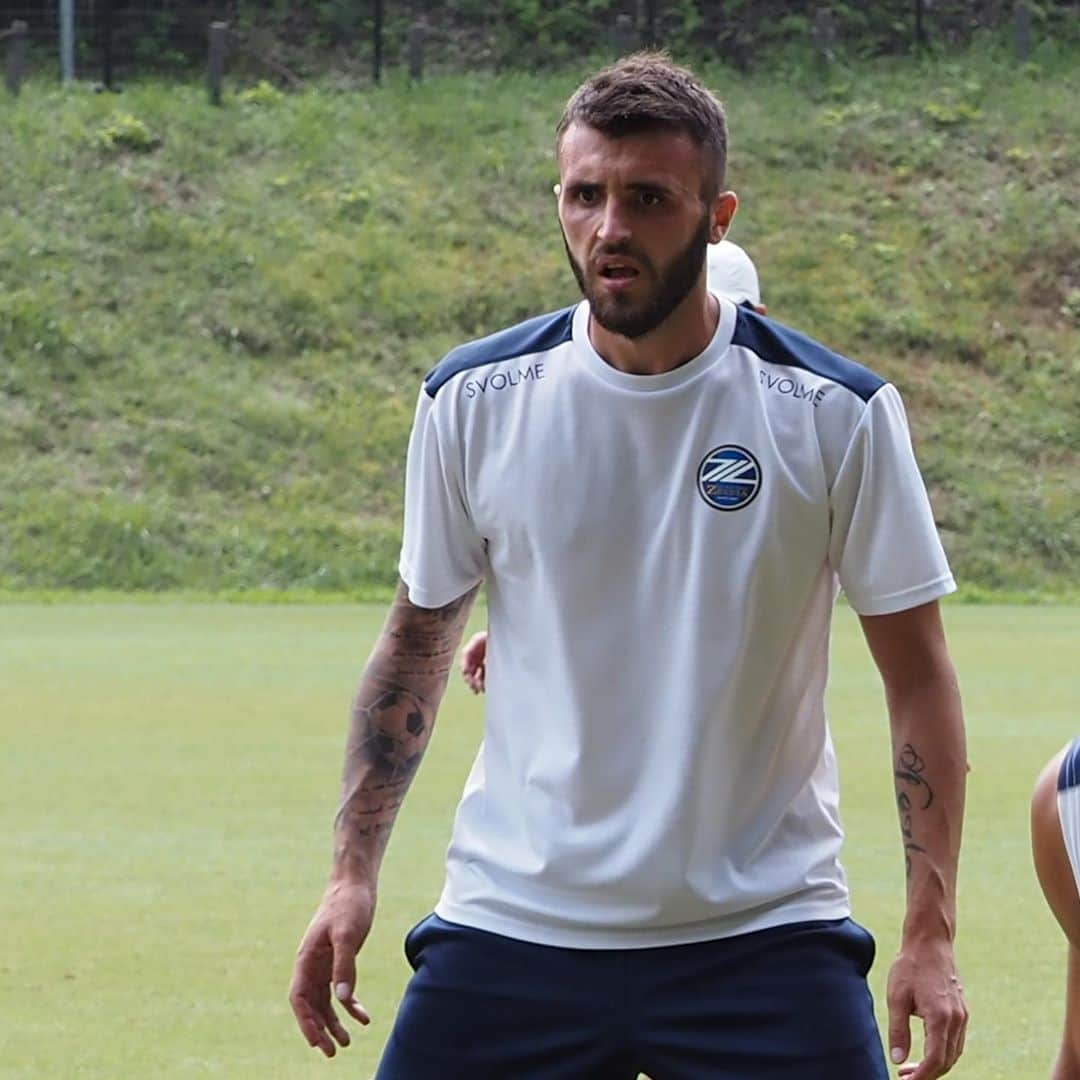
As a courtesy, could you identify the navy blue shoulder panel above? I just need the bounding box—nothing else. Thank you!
[424,307,576,398]
[1057,738,1080,793]
[732,308,886,403]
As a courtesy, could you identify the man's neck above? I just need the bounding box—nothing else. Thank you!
[588,286,720,377]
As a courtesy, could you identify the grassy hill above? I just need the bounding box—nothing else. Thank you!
[1,45,1077,596]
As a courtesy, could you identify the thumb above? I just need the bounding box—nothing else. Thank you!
[888,994,912,1066]
[331,939,371,1025]
[332,937,357,1004]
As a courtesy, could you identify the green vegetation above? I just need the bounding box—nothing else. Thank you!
[0,44,1077,595]
[0,603,1075,1077]
[58,1,1080,76]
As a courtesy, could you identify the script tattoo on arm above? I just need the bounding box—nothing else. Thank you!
[895,742,935,878]
[333,580,479,878]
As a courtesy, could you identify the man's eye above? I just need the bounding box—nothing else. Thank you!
[576,188,599,204]
[639,191,663,207]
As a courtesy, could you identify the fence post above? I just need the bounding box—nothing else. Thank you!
[5,20,28,96]
[1014,2,1032,60]
[637,0,658,47]
[208,21,228,106]
[612,13,637,57]
[100,0,115,90]
[59,0,75,81]
[373,0,384,84]
[407,22,425,83]
[812,7,837,69]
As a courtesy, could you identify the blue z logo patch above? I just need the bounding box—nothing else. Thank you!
[697,445,762,511]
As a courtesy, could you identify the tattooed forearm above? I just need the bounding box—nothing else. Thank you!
[895,742,935,878]
[333,581,479,879]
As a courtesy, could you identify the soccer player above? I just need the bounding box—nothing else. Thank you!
[290,53,969,1079]
[1032,742,1080,1078]
[460,238,765,696]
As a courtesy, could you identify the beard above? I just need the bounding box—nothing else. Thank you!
[563,212,711,340]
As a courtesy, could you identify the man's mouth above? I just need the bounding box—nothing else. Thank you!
[596,257,642,281]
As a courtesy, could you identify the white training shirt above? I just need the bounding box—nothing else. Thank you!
[399,297,955,949]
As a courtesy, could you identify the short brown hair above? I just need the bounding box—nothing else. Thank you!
[555,52,728,199]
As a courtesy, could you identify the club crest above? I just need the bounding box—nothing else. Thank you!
[696,445,762,511]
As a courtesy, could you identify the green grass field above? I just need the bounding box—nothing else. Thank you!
[0,602,1076,1078]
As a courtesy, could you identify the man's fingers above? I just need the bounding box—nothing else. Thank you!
[912,1020,948,1079]
[291,997,337,1058]
[903,1006,967,1080]
[326,1009,352,1048]
[951,977,969,1063]
[886,988,912,1067]
[954,1002,968,1060]
[289,951,330,1055]
[335,981,372,1025]
[462,664,486,694]
[942,991,969,1075]
[918,979,969,1078]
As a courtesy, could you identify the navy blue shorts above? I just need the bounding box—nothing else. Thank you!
[375,914,888,1079]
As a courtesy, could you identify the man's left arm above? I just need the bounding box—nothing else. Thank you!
[860,599,968,1080]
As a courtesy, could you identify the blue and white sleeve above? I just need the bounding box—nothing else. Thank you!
[829,383,956,616]
[398,388,487,609]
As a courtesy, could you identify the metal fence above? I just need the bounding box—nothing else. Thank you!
[2,1,1076,95]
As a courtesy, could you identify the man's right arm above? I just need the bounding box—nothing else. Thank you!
[289,580,479,1058]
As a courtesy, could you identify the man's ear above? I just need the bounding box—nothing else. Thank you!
[709,190,739,244]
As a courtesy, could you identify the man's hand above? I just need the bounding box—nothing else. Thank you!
[886,938,968,1079]
[289,880,375,1057]
[460,631,488,694]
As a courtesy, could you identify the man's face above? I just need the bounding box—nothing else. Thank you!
[556,123,730,340]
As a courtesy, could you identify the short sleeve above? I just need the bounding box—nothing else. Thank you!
[829,383,956,615]
[398,389,487,608]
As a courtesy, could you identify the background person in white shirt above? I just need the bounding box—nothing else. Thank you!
[707,237,762,307]
[290,52,969,1080]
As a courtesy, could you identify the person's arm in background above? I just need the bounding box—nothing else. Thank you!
[1031,744,1080,1079]
[289,580,479,1058]
[860,600,968,1080]
[460,631,488,693]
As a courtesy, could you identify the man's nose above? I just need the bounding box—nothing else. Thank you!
[596,198,631,245]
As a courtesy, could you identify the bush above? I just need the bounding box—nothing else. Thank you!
[93,113,162,154]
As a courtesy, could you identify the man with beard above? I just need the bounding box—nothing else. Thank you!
[458,238,764,696]
[290,53,969,1080]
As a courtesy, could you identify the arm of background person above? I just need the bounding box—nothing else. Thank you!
[289,580,479,1058]
[1031,744,1080,1077]
[460,630,488,693]
[859,599,968,1080]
